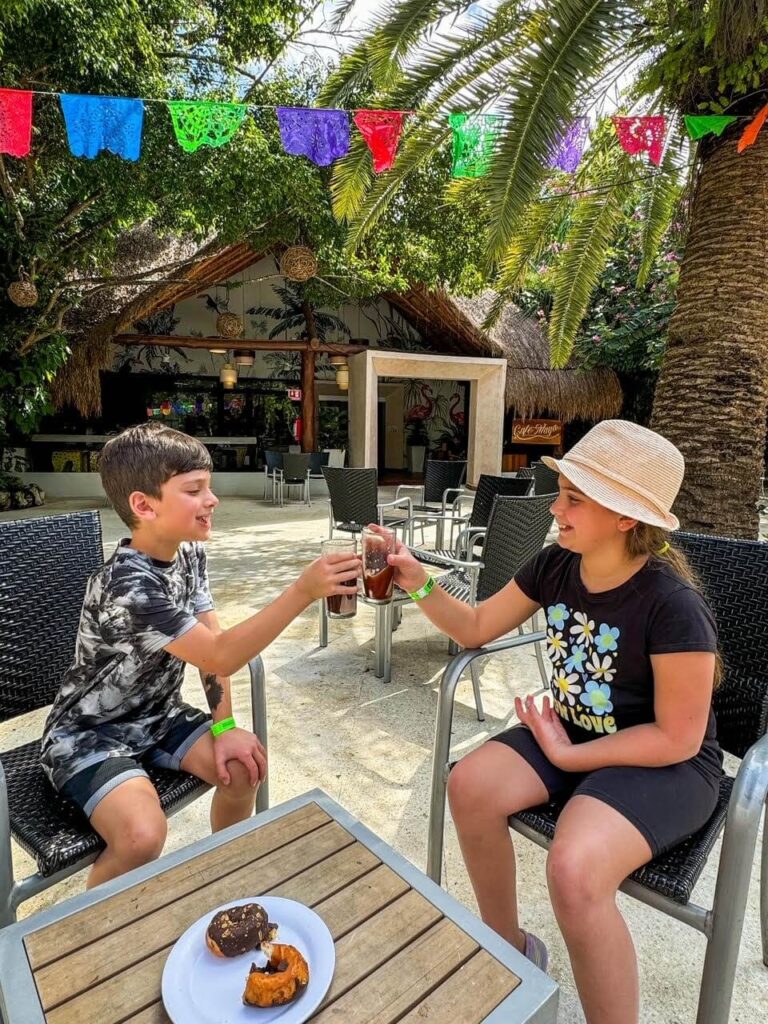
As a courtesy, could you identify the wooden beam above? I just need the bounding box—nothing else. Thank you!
[114,334,368,355]
[112,335,368,356]
[301,349,317,453]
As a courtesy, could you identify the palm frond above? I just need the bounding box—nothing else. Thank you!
[483,0,635,266]
[344,119,454,254]
[548,150,635,368]
[330,133,376,223]
[636,120,685,288]
[364,0,468,92]
[486,192,573,325]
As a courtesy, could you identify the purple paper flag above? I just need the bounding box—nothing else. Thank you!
[548,117,588,173]
[276,107,350,166]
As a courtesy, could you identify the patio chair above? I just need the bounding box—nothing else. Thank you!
[426,530,768,1024]
[324,448,346,468]
[321,493,553,694]
[263,450,283,503]
[410,473,533,570]
[516,467,536,480]
[321,466,412,540]
[276,453,311,506]
[395,459,468,546]
[533,461,559,495]
[0,510,268,927]
[307,451,330,504]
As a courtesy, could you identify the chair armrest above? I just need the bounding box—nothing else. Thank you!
[442,486,467,513]
[454,526,486,559]
[406,545,485,573]
[248,655,268,813]
[452,493,474,517]
[378,496,413,517]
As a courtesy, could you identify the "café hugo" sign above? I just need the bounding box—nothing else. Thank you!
[512,419,563,445]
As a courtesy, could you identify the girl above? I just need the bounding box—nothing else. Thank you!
[386,419,721,1024]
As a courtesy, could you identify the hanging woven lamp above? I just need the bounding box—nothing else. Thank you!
[216,311,244,338]
[280,245,317,282]
[7,268,38,308]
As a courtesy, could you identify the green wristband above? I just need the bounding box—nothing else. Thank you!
[409,575,436,601]
[210,716,236,737]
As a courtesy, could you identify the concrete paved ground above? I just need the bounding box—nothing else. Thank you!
[1,494,766,1023]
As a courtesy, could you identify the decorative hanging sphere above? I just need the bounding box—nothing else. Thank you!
[216,311,244,338]
[280,245,318,282]
[7,275,38,308]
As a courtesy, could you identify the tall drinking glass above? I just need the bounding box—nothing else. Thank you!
[361,526,395,602]
[320,538,358,618]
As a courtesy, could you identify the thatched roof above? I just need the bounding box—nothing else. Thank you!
[385,287,623,421]
[57,241,622,424]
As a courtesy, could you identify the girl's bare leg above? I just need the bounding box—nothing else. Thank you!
[447,740,549,949]
[547,794,653,1024]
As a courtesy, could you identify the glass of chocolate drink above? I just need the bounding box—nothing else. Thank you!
[320,538,358,618]
[361,526,396,602]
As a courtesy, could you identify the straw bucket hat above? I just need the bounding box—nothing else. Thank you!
[541,419,684,531]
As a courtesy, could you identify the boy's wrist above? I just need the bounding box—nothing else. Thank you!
[211,716,236,737]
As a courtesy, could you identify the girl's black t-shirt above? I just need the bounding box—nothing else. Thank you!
[514,544,722,779]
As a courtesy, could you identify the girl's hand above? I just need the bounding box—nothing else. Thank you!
[366,524,429,594]
[295,552,360,602]
[515,695,574,769]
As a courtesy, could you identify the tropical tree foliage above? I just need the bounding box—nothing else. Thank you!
[0,3,491,434]
[324,0,768,536]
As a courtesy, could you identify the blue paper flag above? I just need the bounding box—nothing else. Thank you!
[59,94,144,160]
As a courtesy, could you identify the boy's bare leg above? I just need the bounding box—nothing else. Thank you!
[181,733,257,832]
[88,777,168,888]
[447,742,549,950]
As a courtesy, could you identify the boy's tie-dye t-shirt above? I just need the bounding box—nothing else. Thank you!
[41,540,214,790]
[514,545,722,777]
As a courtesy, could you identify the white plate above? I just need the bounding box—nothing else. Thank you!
[162,896,335,1024]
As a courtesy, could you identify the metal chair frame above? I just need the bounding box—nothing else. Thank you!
[0,511,269,928]
[395,460,468,547]
[322,467,413,541]
[425,531,768,1024]
[263,450,283,504]
[275,452,311,506]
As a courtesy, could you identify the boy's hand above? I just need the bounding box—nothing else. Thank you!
[213,727,267,786]
[368,525,429,594]
[295,552,361,602]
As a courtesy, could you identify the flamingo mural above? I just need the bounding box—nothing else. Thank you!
[449,392,465,430]
[406,383,435,423]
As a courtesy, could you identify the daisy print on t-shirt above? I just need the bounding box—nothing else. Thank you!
[545,603,620,735]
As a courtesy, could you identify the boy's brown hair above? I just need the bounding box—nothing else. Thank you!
[99,422,212,528]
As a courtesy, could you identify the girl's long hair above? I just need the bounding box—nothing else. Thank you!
[626,523,723,687]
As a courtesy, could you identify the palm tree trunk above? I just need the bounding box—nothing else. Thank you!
[651,126,768,538]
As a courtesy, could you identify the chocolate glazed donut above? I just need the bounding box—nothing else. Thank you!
[206,904,277,958]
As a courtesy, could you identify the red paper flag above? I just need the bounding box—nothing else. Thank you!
[612,115,666,166]
[353,110,406,173]
[0,88,33,157]
[737,103,768,153]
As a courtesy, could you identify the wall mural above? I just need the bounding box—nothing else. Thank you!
[405,379,468,459]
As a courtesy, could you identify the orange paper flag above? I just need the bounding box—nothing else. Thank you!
[737,103,768,152]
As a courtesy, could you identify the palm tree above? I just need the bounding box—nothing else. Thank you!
[247,282,350,343]
[322,1,768,537]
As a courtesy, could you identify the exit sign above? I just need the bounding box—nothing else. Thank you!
[287,388,302,401]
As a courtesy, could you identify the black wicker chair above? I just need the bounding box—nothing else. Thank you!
[426,531,768,1024]
[410,474,533,570]
[395,459,468,546]
[276,452,311,506]
[321,466,412,539]
[0,511,268,926]
[516,467,535,480]
[262,450,283,504]
[533,461,559,495]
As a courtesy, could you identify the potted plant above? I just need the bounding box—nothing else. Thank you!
[406,420,429,474]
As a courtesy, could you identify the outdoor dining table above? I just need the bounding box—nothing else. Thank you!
[0,789,558,1024]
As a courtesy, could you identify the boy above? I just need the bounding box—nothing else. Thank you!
[40,422,359,888]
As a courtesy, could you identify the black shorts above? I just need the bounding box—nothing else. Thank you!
[492,725,721,857]
[60,705,211,819]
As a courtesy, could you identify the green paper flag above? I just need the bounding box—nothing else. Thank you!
[168,101,247,153]
[683,115,737,141]
[450,113,501,178]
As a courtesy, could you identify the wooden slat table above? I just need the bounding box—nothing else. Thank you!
[0,790,558,1024]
